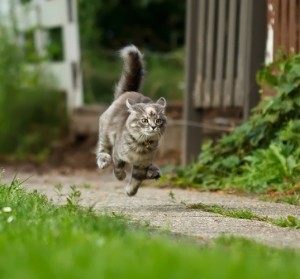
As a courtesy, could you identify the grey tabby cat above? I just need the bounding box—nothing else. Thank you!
[96,45,167,196]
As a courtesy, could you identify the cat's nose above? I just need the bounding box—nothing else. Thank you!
[151,126,156,130]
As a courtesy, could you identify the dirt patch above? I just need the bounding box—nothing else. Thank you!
[47,134,98,170]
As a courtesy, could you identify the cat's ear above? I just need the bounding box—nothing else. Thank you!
[156,97,166,108]
[126,99,144,113]
[126,98,134,111]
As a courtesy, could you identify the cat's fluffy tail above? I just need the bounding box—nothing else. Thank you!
[114,45,145,99]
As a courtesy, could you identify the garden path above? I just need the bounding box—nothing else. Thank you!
[2,166,300,249]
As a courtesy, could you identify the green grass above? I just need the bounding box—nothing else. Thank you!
[186,203,266,221]
[186,202,300,229]
[1,179,300,279]
[272,215,300,229]
[261,192,300,206]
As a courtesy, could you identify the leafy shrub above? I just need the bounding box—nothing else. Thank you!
[0,24,67,160]
[175,53,300,193]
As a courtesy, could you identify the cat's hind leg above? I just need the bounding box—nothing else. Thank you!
[113,158,126,181]
[126,177,143,197]
[125,165,146,196]
[125,165,160,196]
[146,165,161,179]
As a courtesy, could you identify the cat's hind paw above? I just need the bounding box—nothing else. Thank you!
[146,165,161,180]
[97,153,112,169]
[114,169,126,181]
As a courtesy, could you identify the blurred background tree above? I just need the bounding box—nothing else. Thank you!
[0,0,185,162]
[78,0,185,51]
[77,0,185,104]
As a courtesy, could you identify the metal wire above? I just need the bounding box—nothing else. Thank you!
[168,119,237,132]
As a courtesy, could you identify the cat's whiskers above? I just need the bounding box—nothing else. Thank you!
[157,133,165,148]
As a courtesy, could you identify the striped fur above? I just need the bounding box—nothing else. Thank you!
[97,45,167,196]
[114,45,145,100]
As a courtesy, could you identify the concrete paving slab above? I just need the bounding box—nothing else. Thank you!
[2,167,300,249]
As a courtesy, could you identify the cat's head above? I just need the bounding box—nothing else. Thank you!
[126,97,167,138]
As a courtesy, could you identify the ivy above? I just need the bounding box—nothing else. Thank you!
[175,53,300,193]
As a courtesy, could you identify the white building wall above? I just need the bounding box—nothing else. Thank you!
[1,0,83,109]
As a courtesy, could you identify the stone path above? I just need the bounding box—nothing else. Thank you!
[2,167,300,249]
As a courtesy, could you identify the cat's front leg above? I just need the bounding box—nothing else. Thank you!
[96,135,112,169]
[97,152,112,169]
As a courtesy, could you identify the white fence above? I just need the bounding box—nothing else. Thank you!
[191,0,266,109]
[183,0,267,163]
[0,0,83,109]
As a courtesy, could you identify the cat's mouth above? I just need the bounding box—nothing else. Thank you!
[144,130,160,138]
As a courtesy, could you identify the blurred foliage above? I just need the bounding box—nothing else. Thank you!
[0,23,67,161]
[45,28,64,62]
[77,0,185,103]
[0,0,185,160]
[173,53,300,199]
[83,48,184,104]
[77,0,185,51]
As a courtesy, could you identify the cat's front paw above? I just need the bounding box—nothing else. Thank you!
[146,165,161,180]
[97,153,112,169]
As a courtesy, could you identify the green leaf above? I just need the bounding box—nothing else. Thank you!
[270,144,288,175]
[286,64,300,83]
[264,113,279,123]
[280,83,294,94]
[287,215,296,225]
[294,96,300,106]
[221,156,240,169]
[280,99,294,112]
[286,156,297,174]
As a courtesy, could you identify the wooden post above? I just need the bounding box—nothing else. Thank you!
[182,0,203,165]
[243,0,267,118]
[183,0,267,164]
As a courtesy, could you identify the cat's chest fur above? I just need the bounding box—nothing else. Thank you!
[115,132,159,164]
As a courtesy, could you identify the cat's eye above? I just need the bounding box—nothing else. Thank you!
[155,119,162,125]
[141,118,148,124]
